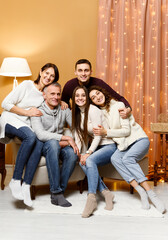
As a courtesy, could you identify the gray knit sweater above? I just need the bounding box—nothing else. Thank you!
[31,101,72,142]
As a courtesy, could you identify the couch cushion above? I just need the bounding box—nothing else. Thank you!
[38,156,46,167]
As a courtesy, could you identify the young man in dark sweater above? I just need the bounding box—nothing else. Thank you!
[61,59,131,119]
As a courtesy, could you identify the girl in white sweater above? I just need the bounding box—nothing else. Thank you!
[72,86,117,217]
[0,63,59,207]
[89,85,165,214]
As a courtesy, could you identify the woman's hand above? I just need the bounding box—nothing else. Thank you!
[61,101,68,110]
[80,153,90,166]
[27,107,43,117]
[93,125,107,136]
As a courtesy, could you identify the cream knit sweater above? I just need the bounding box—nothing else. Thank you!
[74,104,114,154]
[101,100,148,151]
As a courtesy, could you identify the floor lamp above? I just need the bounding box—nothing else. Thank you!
[0,57,32,89]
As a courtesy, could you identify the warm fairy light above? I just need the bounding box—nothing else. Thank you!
[159,178,165,183]
[98,0,168,170]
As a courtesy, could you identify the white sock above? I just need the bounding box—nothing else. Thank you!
[22,182,33,207]
[147,189,166,214]
[135,185,150,210]
[9,179,24,200]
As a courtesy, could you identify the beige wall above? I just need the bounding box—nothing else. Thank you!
[0,0,98,164]
[0,0,99,113]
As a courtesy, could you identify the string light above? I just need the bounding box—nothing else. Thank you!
[97,0,168,169]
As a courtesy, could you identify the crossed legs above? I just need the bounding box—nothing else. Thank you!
[111,138,165,213]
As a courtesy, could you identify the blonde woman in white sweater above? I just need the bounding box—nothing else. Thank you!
[72,86,117,217]
[0,63,59,207]
[89,85,165,214]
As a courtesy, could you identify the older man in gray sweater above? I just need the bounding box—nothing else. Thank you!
[31,82,79,207]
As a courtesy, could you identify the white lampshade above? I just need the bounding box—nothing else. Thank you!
[0,57,32,77]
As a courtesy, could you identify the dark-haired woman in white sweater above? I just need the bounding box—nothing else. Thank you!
[89,85,165,214]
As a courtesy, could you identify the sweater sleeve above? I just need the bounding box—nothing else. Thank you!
[88,106,102,153]
[2,81,29,111]
[61,81,71,105]
[106,101,131,138]
[95,78,131,109]
[106,118,131,137]
[31,116,63,142]
[65,108,72,128]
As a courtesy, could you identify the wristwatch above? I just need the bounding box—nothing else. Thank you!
[86,150,92,155]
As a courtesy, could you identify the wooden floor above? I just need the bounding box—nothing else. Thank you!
[0,165,168,240]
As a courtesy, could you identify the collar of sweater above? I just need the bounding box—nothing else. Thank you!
[79,106,86,113]
[42,101,61,116]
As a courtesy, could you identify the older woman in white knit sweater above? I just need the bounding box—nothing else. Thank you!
[89,85,165,214]
[0,63,59,207]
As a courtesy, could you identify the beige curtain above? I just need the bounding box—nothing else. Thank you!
[96,0,168,168]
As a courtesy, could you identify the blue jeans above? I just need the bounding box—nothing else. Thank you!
[42,139,78,194]
[111,138,150,183]
[5,124,43,184]
[80,143,117,194]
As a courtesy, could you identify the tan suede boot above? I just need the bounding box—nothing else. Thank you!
[101,189,114,210]
[82,193,97,218]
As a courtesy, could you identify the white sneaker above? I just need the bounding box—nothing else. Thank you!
[22,182,33,207]
[9,179,24,200]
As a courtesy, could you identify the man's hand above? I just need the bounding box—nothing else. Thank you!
[67,137,80,156]
[118,107,131,119]
[59,141,69,148]
[27,107,43,117]
[93,125,107,136]
[61,101,68,110]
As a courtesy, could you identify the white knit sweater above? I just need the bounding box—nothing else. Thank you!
[101,99,148,151]
[0,80,43,138]
[74,104,114,154]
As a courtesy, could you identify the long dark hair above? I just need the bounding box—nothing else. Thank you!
[88,85,113,112]
[34,63,59,84]
[72,86,90,145]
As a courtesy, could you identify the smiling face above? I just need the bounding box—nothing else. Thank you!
[43,84,61,109]
[75,63,92,84]
[89,89,105,107]
[40,67,56,86]
[75,88,87,107]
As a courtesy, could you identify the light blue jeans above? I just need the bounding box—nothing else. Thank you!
[42,139,78,194]
[80,143,117,194]
[111,138,150,184]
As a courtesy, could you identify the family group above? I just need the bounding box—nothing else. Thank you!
[0,59,166,217]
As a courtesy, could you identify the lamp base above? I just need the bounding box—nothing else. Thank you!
[13,78,18,89]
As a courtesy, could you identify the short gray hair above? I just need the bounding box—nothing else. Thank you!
[43,82,61,93]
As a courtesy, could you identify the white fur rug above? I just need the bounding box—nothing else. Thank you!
[28,190,165,218]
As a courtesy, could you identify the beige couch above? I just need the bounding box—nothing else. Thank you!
[11,137,149,199]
